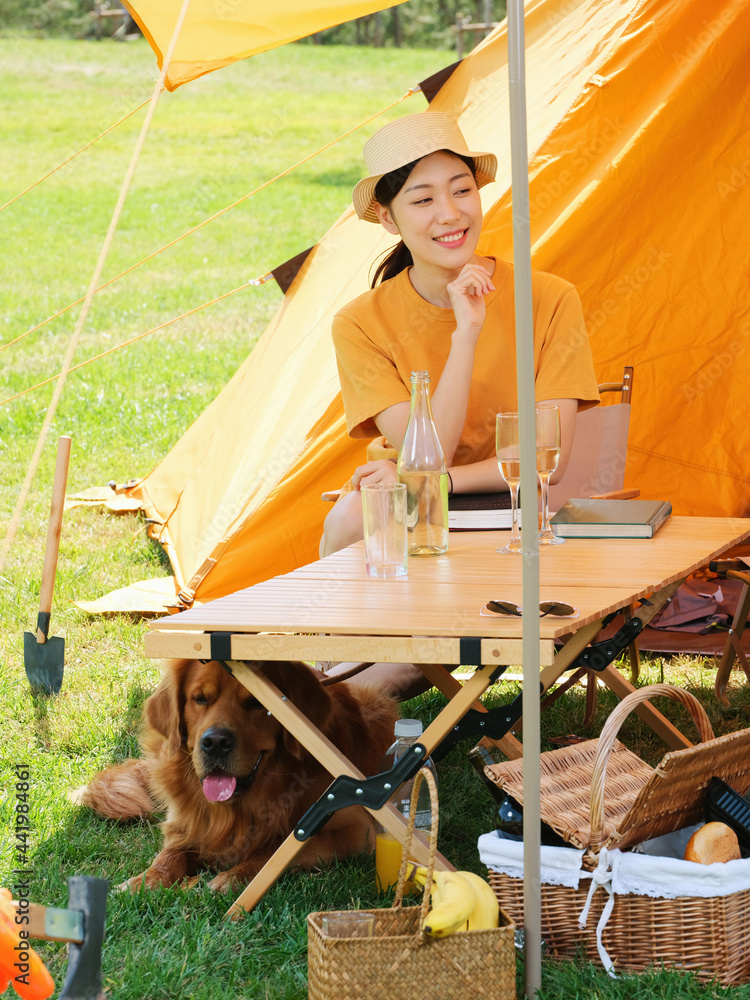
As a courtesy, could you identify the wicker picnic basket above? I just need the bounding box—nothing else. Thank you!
[482,683,750,984]
[308,768,516,1000]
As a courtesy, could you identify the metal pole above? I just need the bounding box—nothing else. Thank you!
[507,1,542,996]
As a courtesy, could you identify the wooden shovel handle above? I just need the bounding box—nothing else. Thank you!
[37,436,72,638]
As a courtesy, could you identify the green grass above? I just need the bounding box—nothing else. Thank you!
[1,36,750,1000]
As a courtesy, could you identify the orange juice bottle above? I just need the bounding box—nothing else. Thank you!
[374,719,436,893]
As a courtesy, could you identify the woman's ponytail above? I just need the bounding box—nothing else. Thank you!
[370,241,413,287]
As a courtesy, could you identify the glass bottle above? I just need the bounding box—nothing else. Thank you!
[375,718,436,892]
[397,371,449,556]
[468,744,568,847]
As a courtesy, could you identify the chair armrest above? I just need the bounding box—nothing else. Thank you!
[588,488,641,500]
[321,489,342,502]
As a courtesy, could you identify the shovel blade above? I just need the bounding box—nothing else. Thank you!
[23,631,65,694]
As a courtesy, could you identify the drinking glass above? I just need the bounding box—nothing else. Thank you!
[536,403,565,545]
[361,483,408,577]
[496,412,522,553]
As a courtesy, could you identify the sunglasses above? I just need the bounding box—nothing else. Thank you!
[482,600,579,618]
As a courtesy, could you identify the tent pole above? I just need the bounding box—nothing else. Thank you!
[507,1,542,996]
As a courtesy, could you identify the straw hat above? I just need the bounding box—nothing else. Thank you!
[352,112,497,223]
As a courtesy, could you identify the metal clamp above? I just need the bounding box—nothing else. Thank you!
[293,743,427,841]
[432,683,540,761]
[568,615,645,673]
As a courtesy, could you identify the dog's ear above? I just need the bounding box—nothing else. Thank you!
[144,659,193,754]
[262,661,333,760]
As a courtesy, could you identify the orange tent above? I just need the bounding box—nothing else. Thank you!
[79,0,750,613]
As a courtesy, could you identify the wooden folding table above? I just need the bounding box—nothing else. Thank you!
[144,515,750,918]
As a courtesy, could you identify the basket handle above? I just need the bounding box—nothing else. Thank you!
[589,683,714,851]
[393,766,439,933]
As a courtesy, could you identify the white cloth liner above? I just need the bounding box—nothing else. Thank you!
[478,832,588,888]
[478,828,750,977]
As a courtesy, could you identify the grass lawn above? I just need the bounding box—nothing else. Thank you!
[1,34,750,1000]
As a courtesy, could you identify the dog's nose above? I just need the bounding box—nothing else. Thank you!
[200,727,236,755]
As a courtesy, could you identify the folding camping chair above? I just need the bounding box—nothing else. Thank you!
[709,558,750,705]
[538,366,642,729]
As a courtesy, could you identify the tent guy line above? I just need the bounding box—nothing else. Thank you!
[0,0,192,578]
[0,96,154,218]
[0,88,421,356]
[0,279,255,407]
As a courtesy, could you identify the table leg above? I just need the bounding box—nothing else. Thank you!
[223,660,453,918]
[419,662,501,751]
[520,580,689,748]
[596,663,692,749]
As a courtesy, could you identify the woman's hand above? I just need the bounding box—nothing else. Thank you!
[447,261,495,340]
[351,459,398,490]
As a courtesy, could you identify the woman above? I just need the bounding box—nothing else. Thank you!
[321,112,600,697]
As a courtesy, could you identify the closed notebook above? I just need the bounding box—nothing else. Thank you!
[448,492,515,531]
[550,498,672,538]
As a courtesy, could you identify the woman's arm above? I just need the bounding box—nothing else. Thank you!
[374,398,579,491]
[373,261,495,463]
[379,397,579,493]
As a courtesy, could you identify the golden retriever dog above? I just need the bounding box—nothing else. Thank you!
[72,659,399,892]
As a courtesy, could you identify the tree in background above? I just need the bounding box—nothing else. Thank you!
[313,1,506,48]
[0,0,507,46]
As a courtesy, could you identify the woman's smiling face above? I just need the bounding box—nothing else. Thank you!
[374,150,483,274]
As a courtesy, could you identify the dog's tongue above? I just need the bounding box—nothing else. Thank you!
[202,772,236,802]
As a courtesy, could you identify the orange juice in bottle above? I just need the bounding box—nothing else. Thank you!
[374,719,435,893]
[375,829,406,893]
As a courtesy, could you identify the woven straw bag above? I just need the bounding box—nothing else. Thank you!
[308,767,516,1000]
[484,683,750,984]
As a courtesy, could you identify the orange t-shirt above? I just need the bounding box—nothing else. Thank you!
[332,258,600,467]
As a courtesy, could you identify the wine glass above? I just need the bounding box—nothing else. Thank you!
[496,412,522,553]
[536,403,565,545]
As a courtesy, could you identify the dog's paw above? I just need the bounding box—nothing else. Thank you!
[117,870,162,892]
[207,871,242,894]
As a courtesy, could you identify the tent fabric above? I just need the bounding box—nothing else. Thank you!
[122,0,410,91]
[82,0,750,614]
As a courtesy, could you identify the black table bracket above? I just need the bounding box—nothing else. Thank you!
[293,743,428,841]
[432,680,543,761]
[567,615,645,673]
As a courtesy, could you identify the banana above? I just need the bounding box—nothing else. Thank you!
[405,863,443,907]
[459,871,500,930]
[422,871,476,938]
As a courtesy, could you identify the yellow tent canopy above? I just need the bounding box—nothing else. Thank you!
[79,0,750,614]
[122,0,410,91]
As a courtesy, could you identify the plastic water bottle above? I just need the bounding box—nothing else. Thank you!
[397,371,449,556]
[375,718,436,892]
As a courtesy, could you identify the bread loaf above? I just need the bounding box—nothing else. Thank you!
[684,822,740,864]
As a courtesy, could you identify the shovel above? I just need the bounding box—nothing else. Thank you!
[24,435,72,694]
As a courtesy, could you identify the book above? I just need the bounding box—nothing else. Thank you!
[550,498,672,538]
[448,492,517,531]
